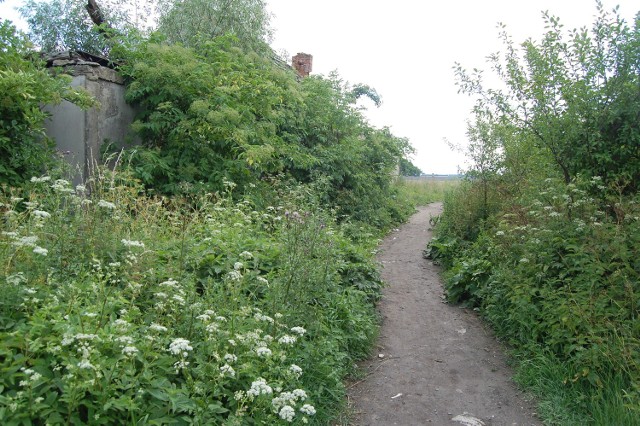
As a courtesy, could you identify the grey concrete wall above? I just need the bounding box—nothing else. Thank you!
[44,64,137,184]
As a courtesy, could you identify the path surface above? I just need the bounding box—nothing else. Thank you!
[347,204,539,426]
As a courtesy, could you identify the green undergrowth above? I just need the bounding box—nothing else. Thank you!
[394,177,460,207]
[0,168,388,425]
[429,177,640,423]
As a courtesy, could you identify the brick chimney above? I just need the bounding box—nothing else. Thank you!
[292,53,313,77]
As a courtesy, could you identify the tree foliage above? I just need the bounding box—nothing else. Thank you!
[0,20,93,187]
[398,158,422,177]
[156,0,273,51]
[19,0,151,55]
[116,37,410,227]
[455,2,640,193]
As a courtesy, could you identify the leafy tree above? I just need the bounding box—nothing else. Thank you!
[19,0,151,55]
[399,158,422,176]
[455,2,640,194]
[0,19,93,187]
[156,0,273,51]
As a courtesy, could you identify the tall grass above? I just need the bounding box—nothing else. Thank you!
[394,177,460,207]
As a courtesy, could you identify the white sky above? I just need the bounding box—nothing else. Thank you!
[2,0,638,174]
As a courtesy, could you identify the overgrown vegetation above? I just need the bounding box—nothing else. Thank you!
[0,0,424,422]
[429,2,640,423]
[0,20,93,188]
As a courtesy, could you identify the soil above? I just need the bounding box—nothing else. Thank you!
[347,203,540,426]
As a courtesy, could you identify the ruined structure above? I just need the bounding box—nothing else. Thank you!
[292,53,313,77]
[44,51,137,184]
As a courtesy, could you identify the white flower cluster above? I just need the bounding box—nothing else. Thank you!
[168,338,193,357]
[271,389,315,422]
[246,378,273,398]
[121,239,145,248]
[219,364,235,377]
[289,364,303,379]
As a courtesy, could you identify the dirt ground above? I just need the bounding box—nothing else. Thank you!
[347,204,540,426]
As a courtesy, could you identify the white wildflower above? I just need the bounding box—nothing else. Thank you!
[293,389,307,400]
[495,231,505,237]
[32,210,51,219]
[14,235,38,247]
[149,323,168,332]
[219,364,235,377]
[224,353,237,363]
[519,258,530,264]
[278,335,296,345]
[290,364,303,378]
[30,176,51,183]
[255,346,272,357]
[7,272,27,286]
[173,359,189,372]
[196,313,211,321]
[169,338,193,356]
[239,251,253,259]
[300,404,316,416]
[233,261,243,270]
[247,378,273,398]
[279,405,295,422]
[121,239,145,248]
[122,346,139,357]
[77,359,95,370]
[290,326,306,336]
[97,200,116,209]
[227,270,242,281]
[33,246,48,256]
[234,390,245,401]
[254,313,274,323]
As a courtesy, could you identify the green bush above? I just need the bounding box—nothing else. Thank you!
[0,20,93,188]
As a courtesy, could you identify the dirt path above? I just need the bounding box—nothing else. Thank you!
[347,204,539,426]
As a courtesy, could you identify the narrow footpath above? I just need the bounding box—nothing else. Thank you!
[347,203,539,426]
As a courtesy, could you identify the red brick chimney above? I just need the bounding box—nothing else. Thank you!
[292,53,312,77]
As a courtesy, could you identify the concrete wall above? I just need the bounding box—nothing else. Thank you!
[44,64,137,184]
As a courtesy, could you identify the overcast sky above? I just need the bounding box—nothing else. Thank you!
[266,0,639,174]
[2,0,638,174]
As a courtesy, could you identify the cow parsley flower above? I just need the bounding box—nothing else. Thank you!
[247,378,273,398]
[234,262,243,270]
[121,239,145,248]
[239,251,253,260]
[97,200,116,209]
[32,210,51,219]
[290,364,303,378]
[30,176,51,183]
[149,323,168,332]
[77,359,95,370]
[33,246,48,256]
[224,353,237,363]
[279,405,295,422]
[290,326,306,335]
[300,404,316,416]
[228,270,242,281]
[122,346,139,357]
[255,346,272,357]
[169,338,193,356]
[278,335,296,345]
[220,364,235,377]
